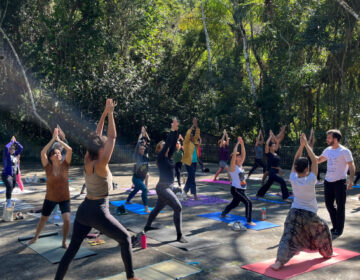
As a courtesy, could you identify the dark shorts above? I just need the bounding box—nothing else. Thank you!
[42,199,71,216]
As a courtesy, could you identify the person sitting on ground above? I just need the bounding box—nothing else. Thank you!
[271,133,333,271]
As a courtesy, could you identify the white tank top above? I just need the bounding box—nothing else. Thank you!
[230,165,247,190]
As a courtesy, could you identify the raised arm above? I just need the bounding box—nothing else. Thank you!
[95,108,108,136]
[276,125,286,144]
[159,118,179,158]
[308,128,315,148]
[13,139,23,156]
[303,134,318,176]
[224,129,230,146]
[291,137,305,173]
[265,131,273,154]
[41,129,58,167]
[97,99,117,167]
[239,137,246,165]
[229,139,240,172]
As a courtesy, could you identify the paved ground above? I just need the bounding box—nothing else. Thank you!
[0,162,359,280]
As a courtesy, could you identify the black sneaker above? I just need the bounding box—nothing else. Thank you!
[116,205,127,215]
[131,234,141,248]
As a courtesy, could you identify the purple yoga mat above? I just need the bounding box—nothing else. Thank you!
[181,195,229,207]
[198,179,231,185]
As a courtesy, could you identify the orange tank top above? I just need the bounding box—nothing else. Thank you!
[44,161,70,202]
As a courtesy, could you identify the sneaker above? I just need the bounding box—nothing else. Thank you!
[232,221,247,231]
[116,205,127,215]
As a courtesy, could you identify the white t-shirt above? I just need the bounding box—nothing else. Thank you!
[321,145,353,182]
[230,165,247,190]
[289,172,318,213]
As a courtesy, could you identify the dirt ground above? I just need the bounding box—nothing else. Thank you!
[0,162,359,280]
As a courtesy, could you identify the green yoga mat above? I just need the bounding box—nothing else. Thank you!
[250,183,292,191]
[19,232,96,263]
[100,259,201,280]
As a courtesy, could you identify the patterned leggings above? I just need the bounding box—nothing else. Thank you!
[276,208,333,265]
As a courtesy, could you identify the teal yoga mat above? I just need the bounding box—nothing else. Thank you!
[19,232,96,263]
[99,259,201,280]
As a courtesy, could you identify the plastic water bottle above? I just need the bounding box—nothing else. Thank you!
[261,207,267,221]
[141,232,147,249]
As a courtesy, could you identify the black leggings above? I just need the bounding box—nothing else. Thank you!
[175,162,182,186]
[146,182,182,236]
[222,187,253,222]
[257,170,289,199]
[55,198,134,279]
[248,159,266,178]
[2,174,16,200]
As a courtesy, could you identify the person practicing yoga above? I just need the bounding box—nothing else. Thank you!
[126,130,150,213]
[2,136,23,208]
[144,118,187,243]
[173,137,184,187]
[213,129,230,181]
[138,126,151,188]
[29,128,72,248]
[261,125,286,185]
[256,130,290,201]
[271,133,333,271]
[247,130,266,180]
[307,128,322,182]
[182,117,200,200]
[220,136,256,226]
[317,129,355,237]
[55,99,139,280]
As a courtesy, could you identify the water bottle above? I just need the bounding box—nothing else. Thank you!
[261,207,267,221]
[141,231,147,249]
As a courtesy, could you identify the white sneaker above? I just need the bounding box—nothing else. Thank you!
[232,221,247,231]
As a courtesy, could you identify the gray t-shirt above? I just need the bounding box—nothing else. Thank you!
[255,146,263,159]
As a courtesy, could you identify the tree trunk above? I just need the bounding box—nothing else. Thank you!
[238,22,265,132]
[334,0,360,21]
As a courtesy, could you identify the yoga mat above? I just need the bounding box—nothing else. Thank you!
[242,247,360,280]
[353,185,360,189]
[198,179,231,185]
[250,196,288,204]
[0,198,34,211]
[266,193,294,199]
[27,212,76,226]
[198,212,280,231]
[110,200,155,215]
[125,188,157,195]
[100,259,201,280]
[19,233,96,263]
[250,183,293,191]
[181,195,229,207]
[127,226,222,251]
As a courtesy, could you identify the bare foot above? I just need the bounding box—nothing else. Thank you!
[62,242,68,249]
[270,261,283,271]
[145,206,150,213]
[27,238,37,245]
[247,221,256,226]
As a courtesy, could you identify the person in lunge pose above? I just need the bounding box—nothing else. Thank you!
[247,130,266,180]
[271,133,332,271]
[2,136,23,207]
[220,136,256,226]
[256,131,290,201]
[126,130,150,213]
[182,118,200,200]
[29,128,72,248]
[317,129,355,237]
[213,129,230,181]
[144,118,187,243]
[55,99,139,280]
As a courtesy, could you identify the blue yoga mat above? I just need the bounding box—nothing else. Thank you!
[266,193,294,200]
[249,196,288,204]
[198,212,280,231]
[353,185,360,189]
[110,200,155,215]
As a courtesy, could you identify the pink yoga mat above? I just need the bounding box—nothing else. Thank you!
[198,179,231,185]
[242,247,360,280]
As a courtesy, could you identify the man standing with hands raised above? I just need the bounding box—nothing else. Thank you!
[317,129,355,237]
